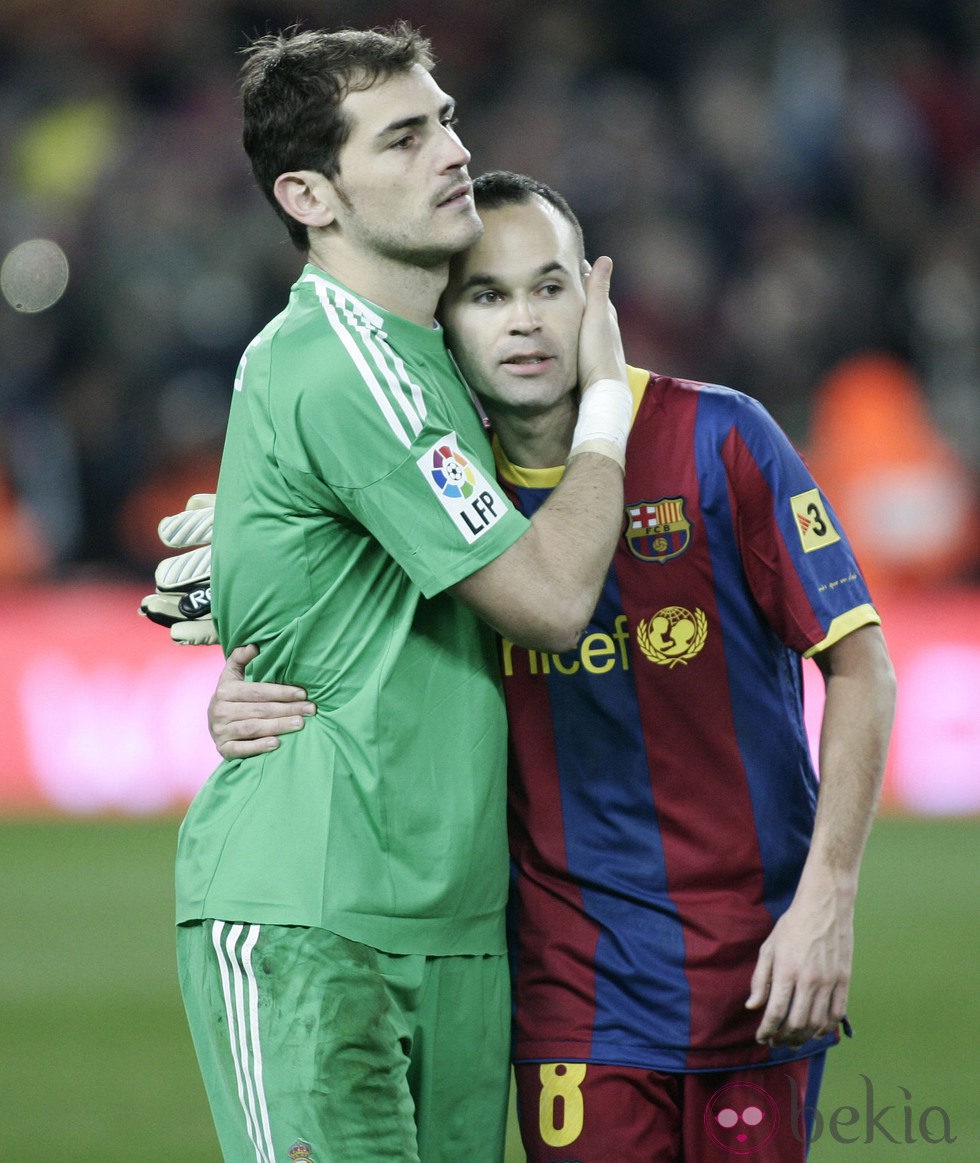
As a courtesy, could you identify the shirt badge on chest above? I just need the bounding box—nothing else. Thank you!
[624,497,691,563]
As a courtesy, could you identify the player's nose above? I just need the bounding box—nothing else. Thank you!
[437,122,470,172]
[506,296,541,333]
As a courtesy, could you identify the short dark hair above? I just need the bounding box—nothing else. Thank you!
[240,23,435,250]
[472,171,586,263]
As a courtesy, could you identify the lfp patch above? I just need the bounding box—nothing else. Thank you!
[790,487,841,553]
[418,434,506,543]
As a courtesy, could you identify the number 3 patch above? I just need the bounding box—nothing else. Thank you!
[790,488,841,552]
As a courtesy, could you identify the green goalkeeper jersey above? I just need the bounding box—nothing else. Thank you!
[176,266,529,955]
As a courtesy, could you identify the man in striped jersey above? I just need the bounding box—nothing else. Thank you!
[206,172,896,1160]
[159,27,633,1163]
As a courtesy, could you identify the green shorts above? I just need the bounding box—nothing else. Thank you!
[177,920,510,1163]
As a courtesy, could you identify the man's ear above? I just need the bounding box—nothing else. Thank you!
[273,170,337,229]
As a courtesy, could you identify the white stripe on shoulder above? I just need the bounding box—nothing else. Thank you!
[211,922,275,1163]
[234,334,263,393]
[305,272,427,448]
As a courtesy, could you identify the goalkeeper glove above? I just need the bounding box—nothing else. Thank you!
[139,493,217,645]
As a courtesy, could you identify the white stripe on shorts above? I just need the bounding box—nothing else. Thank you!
[211,921,275,1163]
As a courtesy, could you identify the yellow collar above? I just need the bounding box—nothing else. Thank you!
[493,365,648,486]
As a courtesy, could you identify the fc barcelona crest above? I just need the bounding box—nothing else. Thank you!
[624,497,691,563]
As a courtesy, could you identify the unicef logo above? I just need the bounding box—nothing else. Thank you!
[430,443,476,499]
[636,605,708,668]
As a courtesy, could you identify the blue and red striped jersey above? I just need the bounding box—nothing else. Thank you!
[499,368,879,1073]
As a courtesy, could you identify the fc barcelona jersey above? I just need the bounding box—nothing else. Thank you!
[500,367,879,1072]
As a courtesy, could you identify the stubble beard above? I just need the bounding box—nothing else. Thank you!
[340,193,483,271]
[376,212,483,270]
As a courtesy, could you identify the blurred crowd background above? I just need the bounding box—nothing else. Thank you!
[1,0,977,598]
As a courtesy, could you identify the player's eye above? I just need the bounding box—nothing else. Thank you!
[474,289,503,305]
[538,282,563,297]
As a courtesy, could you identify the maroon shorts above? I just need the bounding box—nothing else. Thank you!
[514,1055,824,1162]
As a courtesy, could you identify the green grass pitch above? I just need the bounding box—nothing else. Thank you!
[1,814,976,1160]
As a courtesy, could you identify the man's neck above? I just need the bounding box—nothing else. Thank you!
[306,238,448,327]
[483,394,578,471]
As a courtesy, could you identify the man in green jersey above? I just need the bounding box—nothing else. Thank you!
[143,24,633,1163]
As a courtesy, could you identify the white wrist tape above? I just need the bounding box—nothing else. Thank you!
[569,378,632,467]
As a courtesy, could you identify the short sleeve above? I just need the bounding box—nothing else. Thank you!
[724,394,879,655]
[273,338,529,598]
